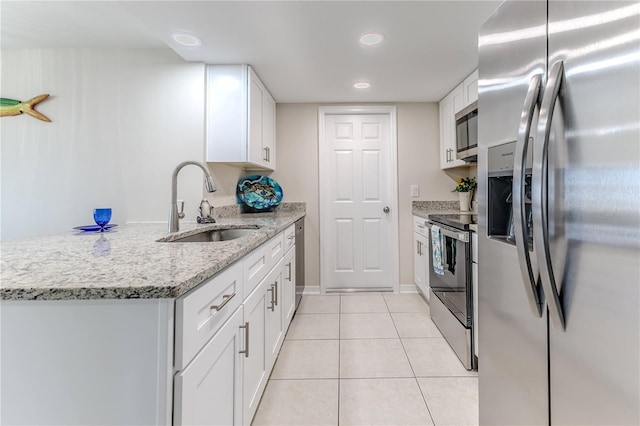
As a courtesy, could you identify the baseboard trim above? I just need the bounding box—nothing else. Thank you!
[302,285,321,295]
[399,284,419,293]
[304,284,419,295]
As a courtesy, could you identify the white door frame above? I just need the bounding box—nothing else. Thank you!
[318,105,400,293]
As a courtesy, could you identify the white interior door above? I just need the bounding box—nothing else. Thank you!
[319,107,399,292]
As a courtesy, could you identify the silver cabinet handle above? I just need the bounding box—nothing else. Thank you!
[287,262,292,281]
[274,280,278,306]
[513,73,544,318]
[416,240,421,256]
[268,285,275,311]
[383,206,390,214]
[239,322,249,358]
[288,235,295,240]
[210,293,236,312]
[533,60,565,331]
[263,147,269,162]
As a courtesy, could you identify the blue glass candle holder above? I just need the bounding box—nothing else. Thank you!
[93,208,112,232]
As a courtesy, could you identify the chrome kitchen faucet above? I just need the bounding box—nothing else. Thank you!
[169,161,216,233]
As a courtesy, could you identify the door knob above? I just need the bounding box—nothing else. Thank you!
[383,206,390,214]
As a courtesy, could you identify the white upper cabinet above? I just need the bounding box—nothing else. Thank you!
[440,84,466,169]
[206,65,276,170]
[439,69,478,170]
[463,69,479,106]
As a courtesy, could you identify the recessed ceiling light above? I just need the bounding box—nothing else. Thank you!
[354,82,371,89]
[359,32,385,46]
[172,32,201,47]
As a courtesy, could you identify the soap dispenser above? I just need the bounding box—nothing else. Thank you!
[198,199,215,223]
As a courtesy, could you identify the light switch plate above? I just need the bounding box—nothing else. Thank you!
[411,185,419,197]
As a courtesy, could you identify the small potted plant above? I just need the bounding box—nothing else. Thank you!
[453,177,477,212]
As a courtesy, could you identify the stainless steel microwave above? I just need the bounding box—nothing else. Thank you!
[455,101,478,162]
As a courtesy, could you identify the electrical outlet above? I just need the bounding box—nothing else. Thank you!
[411,185,419,197]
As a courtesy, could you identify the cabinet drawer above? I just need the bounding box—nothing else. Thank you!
[414,216,429,237]
[267,232,285,268]
[243,232,284,297]
[284,224,295,252]
[175,261,243,370]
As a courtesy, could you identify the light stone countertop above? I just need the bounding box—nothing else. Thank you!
[412,201,478,232]
[1,209,304,301]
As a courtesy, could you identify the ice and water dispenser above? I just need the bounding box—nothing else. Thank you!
[487,141,534,248]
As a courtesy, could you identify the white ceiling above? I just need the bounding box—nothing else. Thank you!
[1,1,502,103]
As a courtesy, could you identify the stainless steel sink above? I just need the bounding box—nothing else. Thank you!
[163,227,260,243]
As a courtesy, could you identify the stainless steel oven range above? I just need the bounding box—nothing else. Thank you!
[427,214,476,370]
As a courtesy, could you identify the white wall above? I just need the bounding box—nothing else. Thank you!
[273,102,469,288]
[1,48,213,240]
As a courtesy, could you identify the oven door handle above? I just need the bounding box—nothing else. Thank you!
[513,73,544,318]
[427,222,469,242]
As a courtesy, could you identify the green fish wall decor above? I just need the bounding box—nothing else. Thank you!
[0,94,51,122]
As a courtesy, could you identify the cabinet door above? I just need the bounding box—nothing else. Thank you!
[248,68,265,168]
[413,233,430,301]
[205,65,249,163]
[282,247,296,330]
[242,280,268,426]
[439,94,453,169]
[174,307,244,426]
[265,258,284,372]
[452,84,465,114]
[440,84,466,169]
[463,70,479,106]
[262,90,276,170]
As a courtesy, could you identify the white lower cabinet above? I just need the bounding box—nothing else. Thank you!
[174,228,295,425]
[413,232,429,299]
[174,306,244,426]
[282,247,296,327]
[413,216,430,301]
[242,278,269,426]
[264,258,285,371]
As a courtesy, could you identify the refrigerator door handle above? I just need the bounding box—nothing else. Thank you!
[533,60,566,331]
[513,73,543,317]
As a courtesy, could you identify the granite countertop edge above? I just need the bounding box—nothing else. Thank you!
[412,202,478,232]
[1,208,305,301]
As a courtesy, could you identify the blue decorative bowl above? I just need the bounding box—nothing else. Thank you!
[237,175,283,212]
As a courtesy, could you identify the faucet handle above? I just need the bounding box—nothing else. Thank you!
[177,199,185,219]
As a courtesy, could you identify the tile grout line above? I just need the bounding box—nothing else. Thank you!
[386,296,438,426]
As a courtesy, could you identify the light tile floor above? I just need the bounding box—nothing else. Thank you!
[252,293,478,426]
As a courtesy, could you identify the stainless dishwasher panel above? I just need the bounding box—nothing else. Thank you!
[294,218,305,310]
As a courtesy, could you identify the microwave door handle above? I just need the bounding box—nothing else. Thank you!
[513,73,544,318]
[533,61,566,331]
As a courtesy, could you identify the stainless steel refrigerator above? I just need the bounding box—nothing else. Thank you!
[477,1,640,424]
